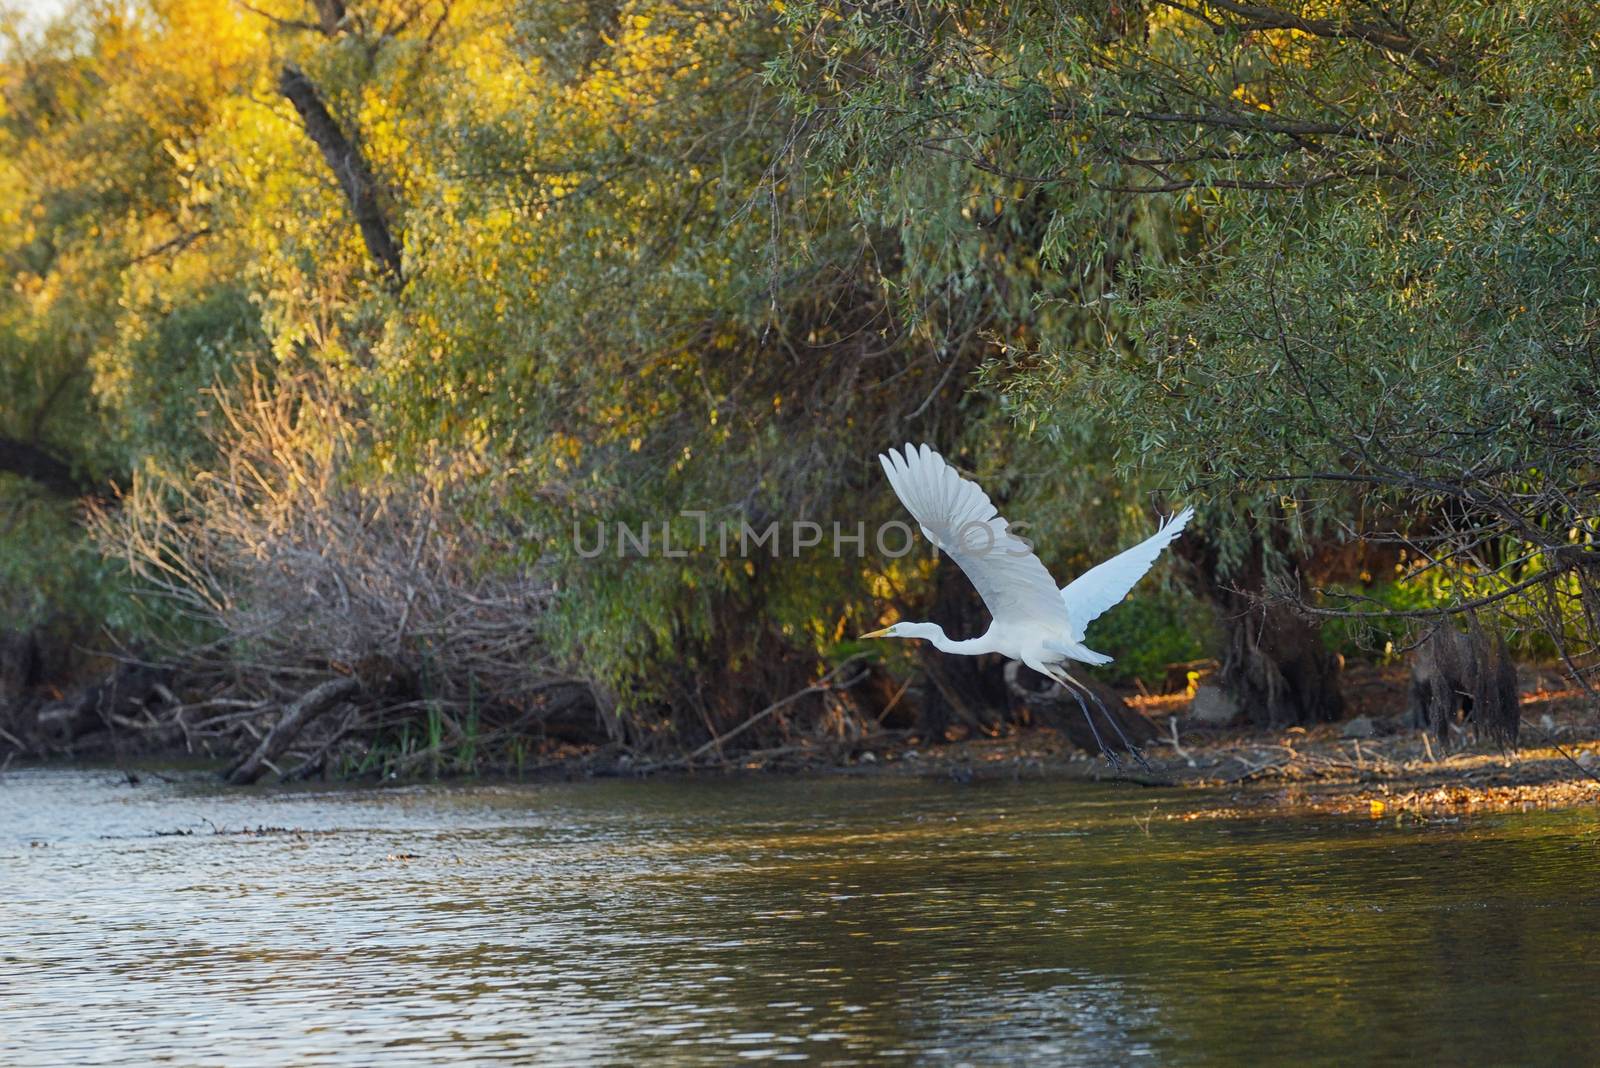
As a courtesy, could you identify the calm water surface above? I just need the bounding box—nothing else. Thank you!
[3,766,1597,1065]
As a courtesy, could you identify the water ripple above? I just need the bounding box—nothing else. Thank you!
[3,767,1597,1065]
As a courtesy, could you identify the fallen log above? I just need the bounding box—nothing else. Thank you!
[224,677,360,785]
[33,660,176,750]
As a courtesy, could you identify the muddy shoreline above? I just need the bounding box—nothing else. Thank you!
[635,675,1600,820]
[741,679,1600,817]
[17,690,1598,823]
[826,719,1600,819]
[9,656,1599,819]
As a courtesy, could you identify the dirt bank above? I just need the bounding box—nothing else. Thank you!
[9,653,1598,820]
[715,671,1600,819]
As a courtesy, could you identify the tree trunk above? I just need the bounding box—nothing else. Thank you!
[0,436,100,498]
[1177,525,1344,728]
[1217,600,1344,728]
[914,555,1011,740]
[277,64,404,288]
[310,0,345,35]
[1408,617,1519,748]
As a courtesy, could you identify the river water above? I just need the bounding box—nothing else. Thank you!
[3,766,1597,1065]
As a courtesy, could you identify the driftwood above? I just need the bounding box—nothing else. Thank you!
[1408,619,1519,748]
[33,661,176,747]
[224,677,361,785]
[1003,661,1158,753]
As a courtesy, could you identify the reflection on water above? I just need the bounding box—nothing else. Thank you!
[3,767,1597,1065]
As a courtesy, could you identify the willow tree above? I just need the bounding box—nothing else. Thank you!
[6,0,1064,755]
[0,0,267,668]
[772,0,1600,721]
[365,0,1049,744]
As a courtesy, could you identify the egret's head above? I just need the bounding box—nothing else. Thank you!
[860,622,919,640]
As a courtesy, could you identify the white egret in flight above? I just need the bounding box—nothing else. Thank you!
[862,443,1194,765]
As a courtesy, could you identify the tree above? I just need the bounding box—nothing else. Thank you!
[772,0,1600,714]
[368,0,1022,742]
[5,0,1068,759]
[0,0,263,660]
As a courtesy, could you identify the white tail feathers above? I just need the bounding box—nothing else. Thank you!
[1045,639,1115,666]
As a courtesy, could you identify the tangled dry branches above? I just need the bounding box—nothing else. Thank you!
[89,368,600,778]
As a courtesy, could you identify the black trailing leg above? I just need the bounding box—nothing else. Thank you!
[1084,684,1151,772]
[1063,684,1120,772]
[1054,668,1149,773]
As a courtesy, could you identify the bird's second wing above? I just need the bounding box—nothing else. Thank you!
[879,444,1069,631]
[1059,506,1194,634]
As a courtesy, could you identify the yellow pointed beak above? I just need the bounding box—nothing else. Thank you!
[859,627,892,639]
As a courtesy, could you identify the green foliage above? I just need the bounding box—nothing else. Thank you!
[1081,588,1213,687]
[1317,578,1451,666]
[19,0,1598,749]
[771,0,1600,668]
[1321,555,1594,667]
[100,280,265,466]
[0,480,151,642]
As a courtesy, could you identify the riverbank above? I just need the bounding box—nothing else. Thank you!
[8,664,1598,819]
[805,680,1600,819]
[617,667,1599,819]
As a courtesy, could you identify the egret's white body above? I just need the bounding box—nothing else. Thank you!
[863,443,1193,760]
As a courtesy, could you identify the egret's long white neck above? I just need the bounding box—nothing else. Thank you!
[896,622,1001,656]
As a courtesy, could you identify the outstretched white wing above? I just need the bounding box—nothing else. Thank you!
[1059,506,1195,636]
[879,443,1070,631]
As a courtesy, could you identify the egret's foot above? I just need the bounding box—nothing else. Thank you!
[1069,692,1111,764]
[1066,686,1140,773]
[1095,740,1151,775]
[1086,689,1149,773]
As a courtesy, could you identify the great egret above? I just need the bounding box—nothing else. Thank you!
[862,443,1194,765]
